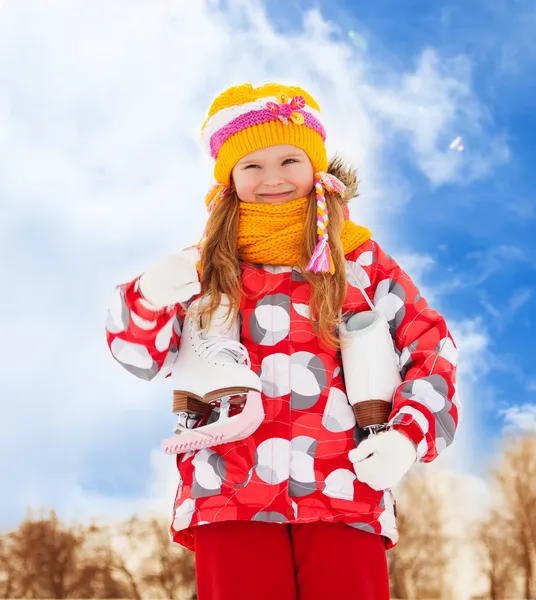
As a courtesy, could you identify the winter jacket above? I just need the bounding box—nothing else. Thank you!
[106,239,459,551]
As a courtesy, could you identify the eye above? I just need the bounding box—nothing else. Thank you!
[244,164,259,169]
[283,158,298,165]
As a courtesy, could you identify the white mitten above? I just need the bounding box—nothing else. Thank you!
[348,430,417,490]
[139,247,201,308]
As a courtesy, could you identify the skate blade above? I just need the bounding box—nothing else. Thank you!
[162,391,264,454]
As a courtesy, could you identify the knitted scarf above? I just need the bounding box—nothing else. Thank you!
[237,196,371,266]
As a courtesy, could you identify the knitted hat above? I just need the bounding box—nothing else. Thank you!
[200,82,346,274]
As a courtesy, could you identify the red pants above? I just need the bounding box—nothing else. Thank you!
[194,520,390,600]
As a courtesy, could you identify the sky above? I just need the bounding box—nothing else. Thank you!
[1,0,535,531]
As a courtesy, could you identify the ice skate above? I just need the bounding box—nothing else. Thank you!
[339,311,402,434]
[162,295,264,454]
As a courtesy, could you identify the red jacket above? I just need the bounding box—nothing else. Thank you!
[106,239,459,551]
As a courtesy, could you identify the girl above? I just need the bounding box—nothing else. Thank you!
[106,83,459,600]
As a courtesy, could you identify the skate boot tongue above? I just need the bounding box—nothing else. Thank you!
[198,334,251,366]
[190,297,251,366]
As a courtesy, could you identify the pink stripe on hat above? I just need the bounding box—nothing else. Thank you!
[209,110,327,160]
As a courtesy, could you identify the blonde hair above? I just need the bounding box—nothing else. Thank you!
[197,156,358,349]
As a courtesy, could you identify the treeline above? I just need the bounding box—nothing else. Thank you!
[0,514,195,599]
[1,434,535,599]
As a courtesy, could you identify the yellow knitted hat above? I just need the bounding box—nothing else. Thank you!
[201,82,328,188]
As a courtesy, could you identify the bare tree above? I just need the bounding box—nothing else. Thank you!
[94,514,196,599]
[3,509,132,598]
[490,434,536,599]
[0,533,15,599]
[0,509,198,599]
[475,509,519,600]
[97,516,145,600]
[388,471,452,599]
[7,508,87,598]
[141,518,196,599]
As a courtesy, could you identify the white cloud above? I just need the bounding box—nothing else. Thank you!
[1,0,505,528]
[466,245,530,284]
[500,403,536,433]
[449,318,490,381]
[417,244,534,297]
[360,49,509,187]
[478,287,532,334]
[507,288,532,312]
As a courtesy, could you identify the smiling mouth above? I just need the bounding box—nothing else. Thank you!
[258,191,293,199]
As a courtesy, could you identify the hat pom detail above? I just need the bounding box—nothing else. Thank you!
[205,182,229,213]
[317,171,346,195]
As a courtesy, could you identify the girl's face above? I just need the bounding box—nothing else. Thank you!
[231,144,314,204]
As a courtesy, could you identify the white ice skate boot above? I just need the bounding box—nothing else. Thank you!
[339,311,402,435]
[162,295,264,454]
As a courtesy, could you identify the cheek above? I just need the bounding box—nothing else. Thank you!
[295,172,314,194]
[234,171,259,197]
[288,162,315,193]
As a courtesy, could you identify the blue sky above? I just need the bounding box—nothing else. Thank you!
[2,0,535,529]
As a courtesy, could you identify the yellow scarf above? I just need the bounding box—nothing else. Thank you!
[237,196,371,266]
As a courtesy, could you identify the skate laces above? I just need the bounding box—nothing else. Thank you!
[199,335,251,366]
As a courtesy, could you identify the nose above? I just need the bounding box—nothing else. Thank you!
[262,168,285,187]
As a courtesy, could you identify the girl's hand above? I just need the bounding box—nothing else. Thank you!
[139,248,201,308]
[348,430,417,491]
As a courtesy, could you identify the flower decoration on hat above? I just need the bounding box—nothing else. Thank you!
[266,94,306,125]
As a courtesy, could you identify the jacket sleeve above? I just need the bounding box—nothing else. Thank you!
[105,275,191,381]
[369,240,460,463]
